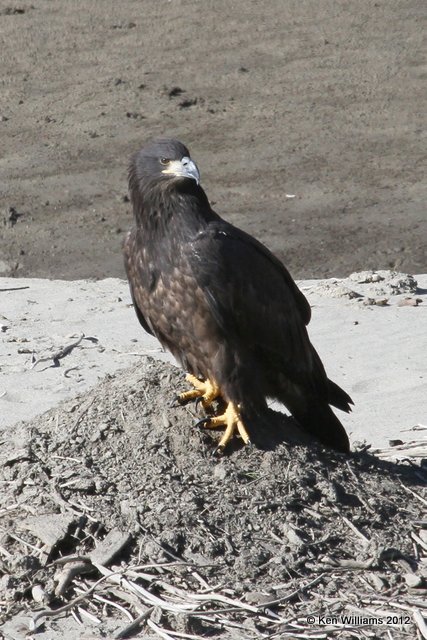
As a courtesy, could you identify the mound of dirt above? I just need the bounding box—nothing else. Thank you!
[1,358,426,639]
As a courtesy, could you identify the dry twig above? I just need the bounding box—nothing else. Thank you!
[31,333,85,370]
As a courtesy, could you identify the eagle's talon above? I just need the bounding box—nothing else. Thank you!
[178,375,221,411]
[195,417,211,429]
[194,397,205,413]
[194,401,251,450]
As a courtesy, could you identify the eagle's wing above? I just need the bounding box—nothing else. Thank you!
[123,229,154,337]
[186,222,335,402]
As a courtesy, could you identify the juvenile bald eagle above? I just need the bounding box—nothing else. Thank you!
[124,138,352,453]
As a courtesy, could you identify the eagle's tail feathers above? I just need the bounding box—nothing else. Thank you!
[327,378,354,413]
[294,401,350,454]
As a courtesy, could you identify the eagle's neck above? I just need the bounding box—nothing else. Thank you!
[132,183,216,241]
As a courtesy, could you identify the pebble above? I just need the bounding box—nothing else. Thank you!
[31,584,47,603]
[404,573,423,588]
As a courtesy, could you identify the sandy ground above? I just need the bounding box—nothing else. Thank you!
[1,0,426,282]
[1,271,426,448]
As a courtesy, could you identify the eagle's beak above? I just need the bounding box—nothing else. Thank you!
[162,157,200,185]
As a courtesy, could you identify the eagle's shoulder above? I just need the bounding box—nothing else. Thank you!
[189,220,311,326]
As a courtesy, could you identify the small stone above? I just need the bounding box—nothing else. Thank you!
[1,575,17,599]
[23,514,74,548]
[363,297,389,306]
[368,573,387,591]
[90,430,101,443]
[120,500,133,517]
[32,584,48,603]
[404,573,423,588]
[213,464,227,480]
[89,529,132,566]
[398,297,422,307]
[245,590,271,604]
[5,447,32,465]
[71,477,95,492]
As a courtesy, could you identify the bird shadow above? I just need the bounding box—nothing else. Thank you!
[219,407,427,490]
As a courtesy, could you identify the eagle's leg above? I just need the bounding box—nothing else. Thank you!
[198,402,251,451]
[176,374,220,410]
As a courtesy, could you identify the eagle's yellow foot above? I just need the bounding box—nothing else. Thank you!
[176,374,220,410]
[196,402,251,452]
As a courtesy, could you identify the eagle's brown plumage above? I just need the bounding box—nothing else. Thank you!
[124,138,352,453]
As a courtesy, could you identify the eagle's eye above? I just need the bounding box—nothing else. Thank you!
[159,158,170,165]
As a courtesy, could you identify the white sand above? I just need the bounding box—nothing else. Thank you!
[1,272,425,448]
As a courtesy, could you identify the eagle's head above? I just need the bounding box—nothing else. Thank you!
[129,138,200,195]
[128,138,213,230]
